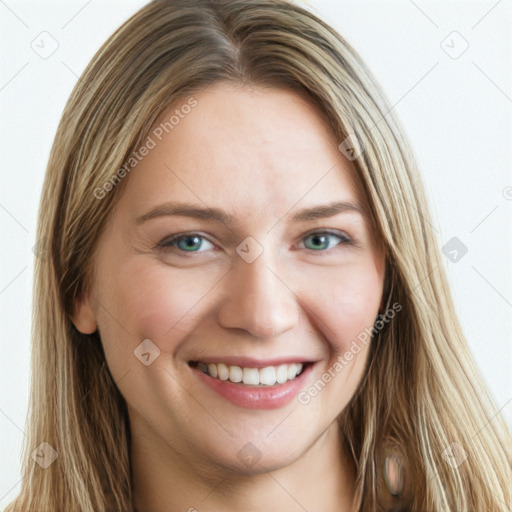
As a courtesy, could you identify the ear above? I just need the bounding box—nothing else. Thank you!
[71,291,98,334]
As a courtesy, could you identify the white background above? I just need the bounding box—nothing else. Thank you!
[1,0,511,507]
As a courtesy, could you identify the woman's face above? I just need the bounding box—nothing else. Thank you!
[74,83,385,474]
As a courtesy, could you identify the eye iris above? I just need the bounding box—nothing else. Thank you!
[177,235,202,251]
[168,233,342,252]
[306,233,331,250]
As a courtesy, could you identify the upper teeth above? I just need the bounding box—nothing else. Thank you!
[197,362,304,386]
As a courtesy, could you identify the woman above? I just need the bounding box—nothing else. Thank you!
[6,0,511,511]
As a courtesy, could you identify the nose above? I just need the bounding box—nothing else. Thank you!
[217,251,299,340]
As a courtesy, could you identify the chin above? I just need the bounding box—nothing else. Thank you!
[217,446,306,477]
[196,427,315,477]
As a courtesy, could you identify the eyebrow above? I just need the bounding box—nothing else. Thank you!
[135,200,364,225]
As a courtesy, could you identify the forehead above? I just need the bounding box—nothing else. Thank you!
[119,83,366,221]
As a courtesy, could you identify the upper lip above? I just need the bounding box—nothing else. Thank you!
[190,356,317,368]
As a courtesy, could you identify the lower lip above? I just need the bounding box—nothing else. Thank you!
[194,365,313,410]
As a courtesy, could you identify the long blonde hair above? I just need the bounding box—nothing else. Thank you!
[7,1,511,510]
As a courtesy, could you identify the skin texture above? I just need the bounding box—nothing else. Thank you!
[73,83,386,512]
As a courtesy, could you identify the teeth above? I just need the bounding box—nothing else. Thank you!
[229,366,243,383]
[208,363,218,378]
[217,363,229,381]
[197,362,304,386]
[259,366,276,386]
[276,364,288,384]
[242,368,259,385]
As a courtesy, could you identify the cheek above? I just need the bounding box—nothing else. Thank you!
[97,259,224,356]
[94,260,223,414]
[295,265,381,414]
[302,261,383,353]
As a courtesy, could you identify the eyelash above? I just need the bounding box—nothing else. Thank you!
[155,229,354,255]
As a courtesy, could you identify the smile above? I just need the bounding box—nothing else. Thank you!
[189,359,314,409]
[196,361,304,386]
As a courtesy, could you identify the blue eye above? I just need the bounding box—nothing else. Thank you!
[301,231,351,251]
[157,230,351,255]
[158,234,214,252]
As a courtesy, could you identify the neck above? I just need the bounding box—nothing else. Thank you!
[131,417,357,512]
